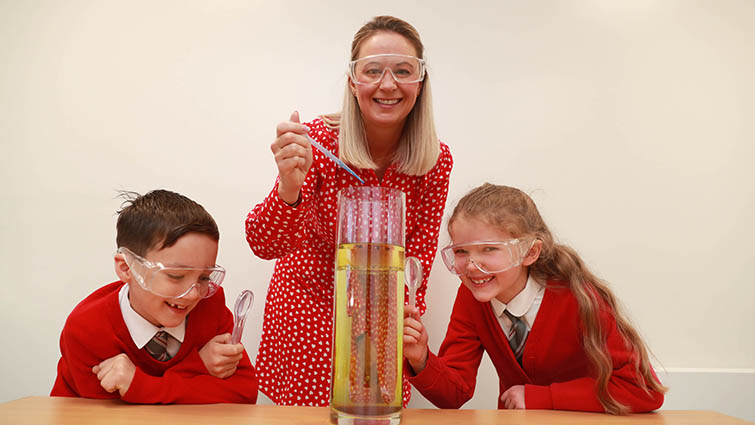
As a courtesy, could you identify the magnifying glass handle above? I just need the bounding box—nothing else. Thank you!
[231,290,254,344]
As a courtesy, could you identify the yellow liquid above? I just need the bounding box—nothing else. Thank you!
[331,243,404,419]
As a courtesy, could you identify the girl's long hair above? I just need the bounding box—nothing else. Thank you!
[449,183,667,414]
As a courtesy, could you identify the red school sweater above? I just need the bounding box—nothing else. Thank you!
[51,281,258,404]
[409,281,664,412]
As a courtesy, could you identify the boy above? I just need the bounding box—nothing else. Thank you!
[51,190,258,404]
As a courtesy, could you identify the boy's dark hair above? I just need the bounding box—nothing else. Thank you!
[116,189,219,256]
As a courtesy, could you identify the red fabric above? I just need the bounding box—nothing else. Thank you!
[245,118,453,406]
[409,281,664,412]
[51,281,258,404]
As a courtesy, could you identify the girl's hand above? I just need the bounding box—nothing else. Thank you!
[500,385,525,409]
[271,111,313,205]
[403,305,429,374]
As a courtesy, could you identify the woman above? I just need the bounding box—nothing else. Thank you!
[245,16,453,406]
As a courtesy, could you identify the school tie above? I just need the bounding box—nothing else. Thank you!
[503,310,528,362]
[145,330,172,362]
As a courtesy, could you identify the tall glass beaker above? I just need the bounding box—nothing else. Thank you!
[331,186,412,425]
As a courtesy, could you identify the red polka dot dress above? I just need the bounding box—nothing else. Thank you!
[245,118,453,406]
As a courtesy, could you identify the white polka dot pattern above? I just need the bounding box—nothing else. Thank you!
[245,118,453,406]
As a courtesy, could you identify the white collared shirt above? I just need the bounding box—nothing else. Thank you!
[489,275,545,339]
[119,283,185,358]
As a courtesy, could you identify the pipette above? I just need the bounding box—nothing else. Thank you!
[306,134,365,184]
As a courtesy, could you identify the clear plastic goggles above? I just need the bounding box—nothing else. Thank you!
[118,247,225,299]
[440,238,535,276]
[349,53,426,85]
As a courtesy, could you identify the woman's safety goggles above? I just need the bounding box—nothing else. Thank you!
[440,238,535,276]
[349,54,426,85]
[118,247,225,299]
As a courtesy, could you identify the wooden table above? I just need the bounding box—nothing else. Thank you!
[0,397,750,425]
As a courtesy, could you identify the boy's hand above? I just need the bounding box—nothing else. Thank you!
[199,333,244,379]
[501,385,525,409]
[403,305,429,374]
[93,353,136,396]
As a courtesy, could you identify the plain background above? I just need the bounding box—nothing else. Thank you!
[1,0,753,420]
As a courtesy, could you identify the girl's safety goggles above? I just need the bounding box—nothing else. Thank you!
[440,238,535,276]
[118,247,225,299]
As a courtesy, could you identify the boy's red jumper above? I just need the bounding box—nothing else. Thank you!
[51,281,258,404]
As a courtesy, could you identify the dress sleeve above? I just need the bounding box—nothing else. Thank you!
[245,123,324,260]
[408,285,483,409]
[406,142,453,315]
[122,303,259,404]
[525,307,665,412]
[245,177,315,260]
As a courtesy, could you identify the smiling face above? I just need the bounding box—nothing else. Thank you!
[117,232,219,328]
[349,31,423,133]
[448,215,536,304]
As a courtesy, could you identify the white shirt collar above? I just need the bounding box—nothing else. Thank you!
[119,283,186,349]
[490,274,542,320]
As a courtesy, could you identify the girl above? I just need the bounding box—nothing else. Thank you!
[404,183,666,413]
[245,16,453,406]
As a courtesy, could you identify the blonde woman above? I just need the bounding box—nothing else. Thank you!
[245,16,453,406]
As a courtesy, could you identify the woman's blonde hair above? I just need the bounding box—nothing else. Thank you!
[322,15,439,176]
[448,183,667,415]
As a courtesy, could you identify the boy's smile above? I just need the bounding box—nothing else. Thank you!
[124,233,219,328]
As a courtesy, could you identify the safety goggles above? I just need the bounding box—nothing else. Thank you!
[348,53,426,85]
[440,238,535,276]
[118,247,225,299]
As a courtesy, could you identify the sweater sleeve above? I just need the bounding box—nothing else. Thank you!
[525,307,664,412]
[406,143,453,316]
[122,349,258,404]
[51,320,122,399]
[408,285,484,409]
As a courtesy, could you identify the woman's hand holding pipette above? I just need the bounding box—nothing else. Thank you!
[272,111,313,205]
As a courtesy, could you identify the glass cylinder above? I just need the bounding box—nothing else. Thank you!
[331,186,412,425]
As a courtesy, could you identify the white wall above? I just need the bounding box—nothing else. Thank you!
[1,0,753,421]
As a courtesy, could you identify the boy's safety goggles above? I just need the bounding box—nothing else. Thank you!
[118,247,225,299]
[349,54,426,85]
[440,238,535,276]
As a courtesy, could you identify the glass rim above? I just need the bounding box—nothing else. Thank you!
[337,186,406,201]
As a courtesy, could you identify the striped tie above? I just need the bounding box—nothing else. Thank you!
[503,310,528,362]
[145,330,172,362]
